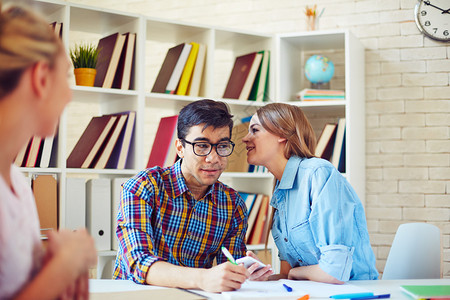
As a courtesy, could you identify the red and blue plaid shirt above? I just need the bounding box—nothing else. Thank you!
[113,159,248,283]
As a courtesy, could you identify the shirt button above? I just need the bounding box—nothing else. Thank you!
[298,259,303,263]
[284,237,288,242]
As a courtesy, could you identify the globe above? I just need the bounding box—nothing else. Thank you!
[304,55,335,84]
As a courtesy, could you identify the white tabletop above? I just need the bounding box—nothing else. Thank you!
[90,278,450,299]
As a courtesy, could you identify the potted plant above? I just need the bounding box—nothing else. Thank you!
[70,43,98,87]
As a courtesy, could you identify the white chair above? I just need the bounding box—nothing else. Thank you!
[382,222,441,279]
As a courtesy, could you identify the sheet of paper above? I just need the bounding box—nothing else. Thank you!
[221,280,307,299]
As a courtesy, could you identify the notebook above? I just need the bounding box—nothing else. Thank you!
[400,285,450,299]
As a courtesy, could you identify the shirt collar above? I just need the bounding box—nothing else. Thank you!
[278,156,303,190]
[170,159,217,205]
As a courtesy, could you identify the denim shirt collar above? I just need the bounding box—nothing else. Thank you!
[271,156,304,209]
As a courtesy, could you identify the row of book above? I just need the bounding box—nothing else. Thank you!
[67,111,136,169]
[151,42,206,96]
[315,118,346,173]
[223,50,270,102]
[295,88,345,101]
[94,32,136,90]
[15,135,58,168]
[241,192,271,245]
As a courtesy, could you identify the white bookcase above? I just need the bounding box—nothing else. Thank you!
[11,0,364,276]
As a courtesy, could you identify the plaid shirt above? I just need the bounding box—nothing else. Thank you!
[113,159,248,284]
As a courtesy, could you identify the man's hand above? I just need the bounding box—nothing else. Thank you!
[245,251,274,281]
[198,262,249,292]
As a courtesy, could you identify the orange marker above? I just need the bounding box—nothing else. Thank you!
[298,295,310,300]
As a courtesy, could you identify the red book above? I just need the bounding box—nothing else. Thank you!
[151,43,185,93]
[146,115,178,168]
[94,32,126,88]
[223,52,258,100]
[112,32,136,90]
[66,115,117,168]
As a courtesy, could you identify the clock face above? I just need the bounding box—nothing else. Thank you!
[415,0,450,42]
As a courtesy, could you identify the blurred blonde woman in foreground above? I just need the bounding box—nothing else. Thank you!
[0,4,97,300]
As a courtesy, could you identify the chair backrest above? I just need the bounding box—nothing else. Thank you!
[382,222,441,280]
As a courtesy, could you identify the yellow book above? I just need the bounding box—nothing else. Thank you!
[176,42,199,95]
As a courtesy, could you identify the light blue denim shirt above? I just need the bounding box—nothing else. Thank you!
[271,156,378,281]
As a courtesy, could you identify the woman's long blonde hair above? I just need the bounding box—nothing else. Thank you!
[0,3,63,99]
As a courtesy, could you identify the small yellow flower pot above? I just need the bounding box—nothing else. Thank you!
[74,68,97,87]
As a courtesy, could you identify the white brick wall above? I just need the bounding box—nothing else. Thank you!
[66,0,450,278]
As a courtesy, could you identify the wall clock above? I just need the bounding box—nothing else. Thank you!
[414,0,450,42]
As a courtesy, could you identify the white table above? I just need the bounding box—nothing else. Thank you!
[90,278,450,299]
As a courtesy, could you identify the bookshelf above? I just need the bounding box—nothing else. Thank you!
[11,0,364,276]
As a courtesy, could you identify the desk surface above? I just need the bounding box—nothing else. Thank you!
[90,278,450,299]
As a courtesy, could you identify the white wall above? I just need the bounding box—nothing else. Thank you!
[66,0,450,278]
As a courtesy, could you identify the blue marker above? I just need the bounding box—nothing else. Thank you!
[282,283,293,292]
[351,294,390,300]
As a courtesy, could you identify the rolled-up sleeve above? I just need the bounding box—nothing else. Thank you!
[309,168,357,281]
[114,175,164,284]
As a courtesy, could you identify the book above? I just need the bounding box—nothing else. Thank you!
[66,115,117,168]
[65,177,86,230]
[331,118,346,170]
[249,50,270,102]
[50,21,62,38]
[39,133,57,168]
[315,123,337,161]
[187,43,206,97]
[223,52,259,100]
[244,193,257,216]
[151,43,186,93]
[400,285,450,299]
[15,138,32,167]
[106,111,136,169]
[95,32,127,88]
[32,174,58,231]
[296,89,345,101]
[25,136,43,167]
[249,194,269,244]
[146,115,178,168]
[225,122,250,172]
[238,52,262,100]
[111,177,130,251]
[165,43,192,94]
[245,194,263,242]
[176,42,199,96]
[112,32,136,90]
[94,113,128,169]
[86,178,111,251]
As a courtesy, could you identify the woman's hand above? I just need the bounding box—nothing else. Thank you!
[245,251,273,281]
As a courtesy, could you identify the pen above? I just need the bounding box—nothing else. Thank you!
[330,293,374,299]
[350,294,390,300]
[283,283,293,292]
[221,246,238,265]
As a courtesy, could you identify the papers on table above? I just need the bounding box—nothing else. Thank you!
[218,279,372,299]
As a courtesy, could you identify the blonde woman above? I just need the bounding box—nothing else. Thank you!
[243,103,378,283]
[0,5,96,299]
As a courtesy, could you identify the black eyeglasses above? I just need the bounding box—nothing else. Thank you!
[182,139,235,157]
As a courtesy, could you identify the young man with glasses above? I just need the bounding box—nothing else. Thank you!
[113,99,272,292]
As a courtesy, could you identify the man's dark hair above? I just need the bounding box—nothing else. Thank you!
[177,99,234,141]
